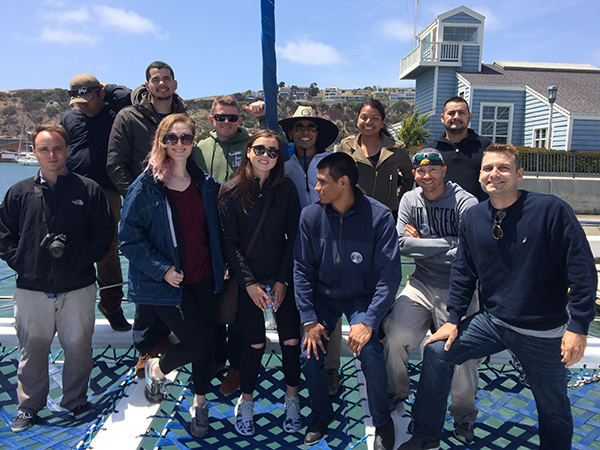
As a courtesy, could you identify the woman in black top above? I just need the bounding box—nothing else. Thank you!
[218,130,302,436]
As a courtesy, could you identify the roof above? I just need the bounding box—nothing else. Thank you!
[459,62,600,115]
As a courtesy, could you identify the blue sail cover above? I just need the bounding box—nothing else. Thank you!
[261,0,278,130]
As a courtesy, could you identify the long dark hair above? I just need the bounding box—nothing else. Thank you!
[358,98,393,139]
[219,129,285,214]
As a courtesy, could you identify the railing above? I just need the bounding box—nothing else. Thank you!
[401,42,462,76]
[521,151,600,178]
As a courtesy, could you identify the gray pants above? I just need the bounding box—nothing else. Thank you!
[13,284,96,413]
[382,276,480,423]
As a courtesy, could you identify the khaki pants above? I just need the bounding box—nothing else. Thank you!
[13,284,96,413]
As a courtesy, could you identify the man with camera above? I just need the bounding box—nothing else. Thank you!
[0,124,114,432]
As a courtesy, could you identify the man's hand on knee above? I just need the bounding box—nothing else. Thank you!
[303,322,329,360]
[424,322,458,351]
[347,323,373,356]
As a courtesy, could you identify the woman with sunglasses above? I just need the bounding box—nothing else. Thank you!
[218,129,302,436]
[119,113,225,438]
[338,99,414,220]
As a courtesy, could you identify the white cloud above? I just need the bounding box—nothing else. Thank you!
[93,5,160,35]
[39,27,98,46]
[277,38,345,66]
[380,19,414,42]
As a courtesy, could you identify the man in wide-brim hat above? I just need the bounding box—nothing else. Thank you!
[279,106,339,208]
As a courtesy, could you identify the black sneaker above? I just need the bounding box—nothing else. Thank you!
[304,413,335,446]
[144,358,166,403]
[11,411,34,432]
[72,402,94,420]
[374,419,395,450]
[98,303,132,332]
[453,421,475,443]
[398,436,440,450]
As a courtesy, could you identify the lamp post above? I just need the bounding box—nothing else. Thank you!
[547,85,558,149]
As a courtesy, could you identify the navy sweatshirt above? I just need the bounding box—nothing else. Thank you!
[447,191,596,335]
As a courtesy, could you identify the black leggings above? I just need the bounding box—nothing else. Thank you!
[154,276,216,396]
[236,284,301,394]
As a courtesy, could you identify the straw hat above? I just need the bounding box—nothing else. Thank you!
[279,106,339,149]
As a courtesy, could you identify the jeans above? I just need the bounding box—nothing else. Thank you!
[301,295,390,427]
[411,311,572,450]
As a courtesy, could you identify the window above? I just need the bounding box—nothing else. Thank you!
[533,127,548,148]
[443,26,477,42]
[479,104,512,144]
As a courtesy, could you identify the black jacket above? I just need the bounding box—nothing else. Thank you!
[107,85,186,196]
[0,172,114,293]
[218,176,301,288]
[62,84,132,189]
[425,129,491,202]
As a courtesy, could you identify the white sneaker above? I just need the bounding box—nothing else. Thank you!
[234,395,255,436]
[283,395,302,433]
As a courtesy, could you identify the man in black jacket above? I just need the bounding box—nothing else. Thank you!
[61,73,132,332]
[107,61,186,377]
[425,97,491,202]
[0,125,114,432]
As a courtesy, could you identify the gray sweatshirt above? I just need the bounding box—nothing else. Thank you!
[397,181,477,288]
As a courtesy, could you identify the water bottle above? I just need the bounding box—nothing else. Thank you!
[264,285,277,330]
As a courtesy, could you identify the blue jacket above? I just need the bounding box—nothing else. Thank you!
[294,188,402,330]
[119,160,224,306]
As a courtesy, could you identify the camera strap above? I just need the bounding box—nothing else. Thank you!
[34,182,54,234]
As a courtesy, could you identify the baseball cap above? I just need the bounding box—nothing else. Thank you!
[69,74,102,105]
[412,148,445,169]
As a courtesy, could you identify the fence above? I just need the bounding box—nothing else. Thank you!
[520,151,600,178]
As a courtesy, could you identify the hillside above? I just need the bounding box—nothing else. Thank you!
[0,89,412,144]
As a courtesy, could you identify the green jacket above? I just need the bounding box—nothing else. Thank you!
[191,128,251,184]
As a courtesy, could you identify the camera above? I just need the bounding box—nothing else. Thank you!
[40,233,67,259]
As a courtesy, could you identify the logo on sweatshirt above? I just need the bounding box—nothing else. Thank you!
[72,199,84,206]
[350,252,363,264]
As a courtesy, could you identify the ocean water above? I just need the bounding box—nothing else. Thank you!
[0,164,39,297]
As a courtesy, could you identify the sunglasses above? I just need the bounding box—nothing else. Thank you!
[414,152,442,163]
[70,86,101,97]
[213,114,240,122]
[493,209,506,240]
[163,133,194,146]
[294,124,318,133]
[251,145,279,159]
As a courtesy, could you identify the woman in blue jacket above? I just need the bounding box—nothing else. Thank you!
[218,130,302,436]
[119,114,224,438]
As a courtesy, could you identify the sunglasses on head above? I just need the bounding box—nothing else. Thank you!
[163,133,194,146]
[493,209,506,240]
[294,124,318,133]
[213,114,240,122]
[251,144,279,159]
[414,152,442,163]
[70,86,101,97]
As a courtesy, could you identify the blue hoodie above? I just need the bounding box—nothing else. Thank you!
[294,188,402,330]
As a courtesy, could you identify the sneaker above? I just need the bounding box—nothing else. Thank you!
[98,303,131,332]
[234,396,255,436]
[189,404,209,438]
[210,361,226,380]
[144,358,166,403]
[374,419,395,450]
[453,421,475,443]
[326,369,341,397]
[283,395,302,433]
[304,413,335,445]
[71,402,94,420]
[220,368,240,396]
[11,411,34,432]
[398,435,440,450]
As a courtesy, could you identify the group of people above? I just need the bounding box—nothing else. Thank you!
[0,59,596,450]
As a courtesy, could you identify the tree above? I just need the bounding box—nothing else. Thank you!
[278,81,285,91]
[396,109,430,148]
[309,82,319,97]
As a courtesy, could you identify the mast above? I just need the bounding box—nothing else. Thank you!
[413,0,419,49]
[261,0,278,130]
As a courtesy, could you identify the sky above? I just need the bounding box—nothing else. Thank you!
[1,0,599,101]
